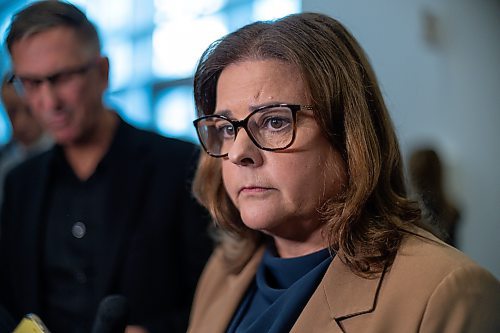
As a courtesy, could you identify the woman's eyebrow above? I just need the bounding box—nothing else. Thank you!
[213,109,232,117]
[214,102,288,117]
[250,101,284,111]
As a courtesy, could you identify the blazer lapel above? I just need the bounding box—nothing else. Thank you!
[213,250,264,332]
[93,122,150,297]
[291,254,385,333]
[18,150,55,312]
[189,246,266,333]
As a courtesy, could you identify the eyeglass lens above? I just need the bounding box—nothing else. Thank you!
[196,105,296,156]
[12,62,96,96]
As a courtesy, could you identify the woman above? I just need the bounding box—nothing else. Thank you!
[188,13,500,333]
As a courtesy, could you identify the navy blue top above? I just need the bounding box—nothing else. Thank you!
[227,245,333,333]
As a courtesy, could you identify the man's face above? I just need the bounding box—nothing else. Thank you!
[10,26,108,146]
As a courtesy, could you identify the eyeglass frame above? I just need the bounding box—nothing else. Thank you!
[8,60,99,96]
[193,103,314,158]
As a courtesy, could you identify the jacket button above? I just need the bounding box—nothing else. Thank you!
[72,221,86,239]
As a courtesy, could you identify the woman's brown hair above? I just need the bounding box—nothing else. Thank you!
[193,12,421,275]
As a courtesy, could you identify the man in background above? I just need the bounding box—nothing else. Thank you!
[408,147,461,247]
[0,73,52,207]
[0,1,212,332]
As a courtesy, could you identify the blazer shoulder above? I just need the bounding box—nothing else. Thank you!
[417,248,500,332]
[4,148,53,183]
[396,227,486,274]
[385,226,499,309]
[321,227,500,333]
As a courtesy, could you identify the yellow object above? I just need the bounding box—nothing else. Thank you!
[12,313,50,333]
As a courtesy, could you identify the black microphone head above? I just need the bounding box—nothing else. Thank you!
[91,295,129,333]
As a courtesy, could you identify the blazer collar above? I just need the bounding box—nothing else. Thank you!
[94,119,152,297]
[193,245,385,333]
[291,253,385,332]
[188,246,266,333]
[17,148,57,312]
[327,255,385,320]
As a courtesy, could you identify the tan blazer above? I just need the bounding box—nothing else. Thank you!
[188,227,500,333]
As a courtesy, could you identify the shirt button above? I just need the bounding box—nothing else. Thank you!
[75,271,87,284]
[72,221,86,239]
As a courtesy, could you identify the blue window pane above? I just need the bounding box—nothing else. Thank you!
[84,0,134,34]
[154,0,227,21]
[155,86,198,142]
[133,37,153,83]
[104,40,134,91]
[153,16,228,78]
[107,89,153,129]
[69,0,88,10]
[0,110,12,145]
[132,0,155,31]
[221,3,254,32]
[0,13,12,39]
[253,0,301,21]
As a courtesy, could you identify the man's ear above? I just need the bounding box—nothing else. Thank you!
[97,56,110,87]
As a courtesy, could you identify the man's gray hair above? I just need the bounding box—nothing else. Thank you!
[6,0,100,54]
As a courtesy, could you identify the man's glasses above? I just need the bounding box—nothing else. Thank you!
[193,104,313,158]
[9,60,98,96]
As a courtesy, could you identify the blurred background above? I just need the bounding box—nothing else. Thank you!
[0,0,303,143]
[0,0,498,278]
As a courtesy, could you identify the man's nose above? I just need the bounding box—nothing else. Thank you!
[35,80,60,111]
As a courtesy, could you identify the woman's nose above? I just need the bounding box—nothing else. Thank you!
[226,128,263,167]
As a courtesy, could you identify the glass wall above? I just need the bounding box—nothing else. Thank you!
[0,0,301,145]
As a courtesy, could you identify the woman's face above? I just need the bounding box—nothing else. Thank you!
[217,59,347,257]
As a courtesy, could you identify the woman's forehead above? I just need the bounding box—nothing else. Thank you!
[215,60,306,114]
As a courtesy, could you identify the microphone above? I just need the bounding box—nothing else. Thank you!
[13,313,50,333]
[91,295,129,333]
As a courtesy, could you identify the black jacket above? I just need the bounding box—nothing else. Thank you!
[0,119,213,332]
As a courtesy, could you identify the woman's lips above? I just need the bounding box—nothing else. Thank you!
[239,186,274,195]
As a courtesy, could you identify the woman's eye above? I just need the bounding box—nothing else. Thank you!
[268,118,285,129]
[263,117,290,130]
[217,124,235,137]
